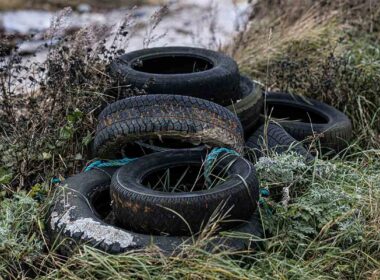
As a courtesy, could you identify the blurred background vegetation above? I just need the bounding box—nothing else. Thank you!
[0,0,162,10]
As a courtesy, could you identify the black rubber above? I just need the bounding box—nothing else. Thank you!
[48,167,263,254]
[128,141,207,154]
[226,76,264,137]
[262,92,352,152]
[94,94,244,159]
[246,123,314,163]
[110,77,262,154]
[108,47,241,106]
[111,150,260,236]
[48,167,184,254]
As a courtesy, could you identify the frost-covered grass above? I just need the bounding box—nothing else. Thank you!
[0,151,379,279]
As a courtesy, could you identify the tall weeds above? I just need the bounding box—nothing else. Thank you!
[234,0,380,149]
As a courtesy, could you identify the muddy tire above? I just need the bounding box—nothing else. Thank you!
[94,95,244,159]
[108,47,241,106]
[111,77,262,155]
[246,123,314,163]
[226,76,263,137]
[48,167,262,254]
[262,92,352,152]
[110,149,260,236]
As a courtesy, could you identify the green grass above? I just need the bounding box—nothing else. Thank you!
[1,0,380,278]
[0,151,379,279]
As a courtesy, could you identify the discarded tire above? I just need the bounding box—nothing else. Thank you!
[95,95,245,158]
[125,77,263,153]
[226,76,263,136]
[108,47,241,106]
[48,167,262,254]
[47,47,276,254]
[246,123,314,162]
[262,92,352,152]
[111,150,260,236]
[48,167,185,254]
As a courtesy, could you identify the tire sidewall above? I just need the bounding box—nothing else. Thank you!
[48,167,262,254]
[111,150,259,235]
[262,92,350,132]
[108,47,241,105]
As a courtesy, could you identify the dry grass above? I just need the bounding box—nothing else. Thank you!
[233,0,380,77]
[0,0,25,10]
[234,5,340,77]
[231,0,380,149]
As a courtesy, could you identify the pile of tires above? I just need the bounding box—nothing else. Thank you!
[48,47,352,254]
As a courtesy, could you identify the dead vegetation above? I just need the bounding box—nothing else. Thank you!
[0,7,144,190]
[231,0,380,149]
[0,0,147,11]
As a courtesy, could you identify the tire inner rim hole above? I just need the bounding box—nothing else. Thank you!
[91,188,112,220]
[121,138,204,158]
[141,163,229,193]
[132,55,214,74]
[266,103,328,123]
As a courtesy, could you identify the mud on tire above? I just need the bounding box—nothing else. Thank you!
[94,94,245,158]
[48,167,263,254]
[111,150,260,236]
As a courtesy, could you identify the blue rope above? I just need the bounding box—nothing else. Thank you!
[260,188,270,197]
[203,148,272,214]
[50,157,137,185]
[55,148,273,214]
[259,188,272,215]
[84,157,137,172]
[51,177,61,184]
[204,147,240,184]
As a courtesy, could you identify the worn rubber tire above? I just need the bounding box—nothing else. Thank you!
[262,92,352,152]
[108,47,241,106]
[226,76,264,137]
[94,95,244,159]
[111,150,260,236]
[48,167,185,254]
[48,167,262,254]
[130,141,207,154]
[246,123,314,163]
[104,77,262,151]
